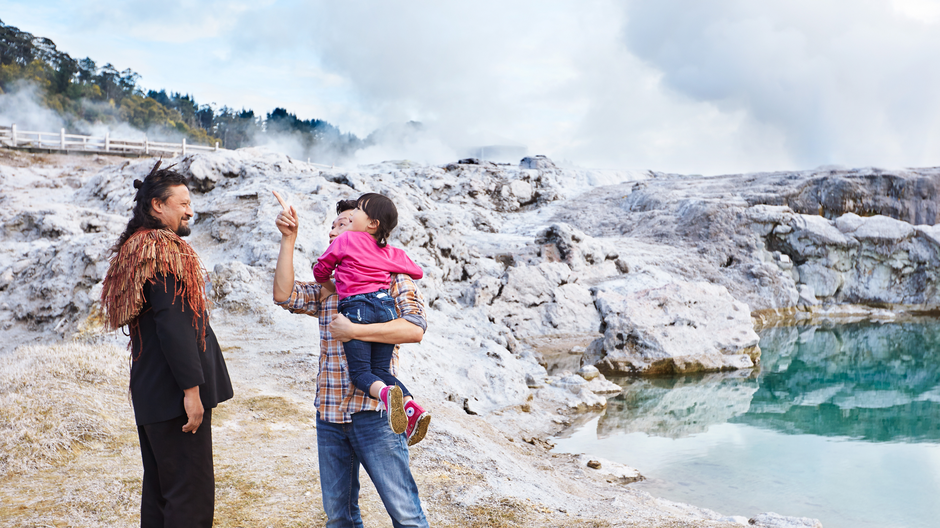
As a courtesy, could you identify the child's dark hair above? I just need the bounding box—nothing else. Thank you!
[356,193,397,248]
[111,160,188,253]
[335,199,358,215]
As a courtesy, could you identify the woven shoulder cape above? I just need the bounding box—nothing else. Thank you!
[100,229,208,352]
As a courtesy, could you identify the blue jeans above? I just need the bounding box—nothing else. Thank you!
[338,290,411,398]
[317,411,428,528]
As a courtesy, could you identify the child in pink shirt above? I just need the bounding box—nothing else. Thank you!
[313,193,429,444]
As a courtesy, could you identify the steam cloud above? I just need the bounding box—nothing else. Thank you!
[0,84,66,132]
[0,83,199,146]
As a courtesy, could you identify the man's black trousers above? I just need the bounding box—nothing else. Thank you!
[137,409,214,528]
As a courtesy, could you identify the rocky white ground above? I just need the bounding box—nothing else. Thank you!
[6,147,938,526]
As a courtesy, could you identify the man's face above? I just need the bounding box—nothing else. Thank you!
[329,210,355,242]
[152,184,194,237]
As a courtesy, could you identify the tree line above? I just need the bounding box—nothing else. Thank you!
[0,19,363,158]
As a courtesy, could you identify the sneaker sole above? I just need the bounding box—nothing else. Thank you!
[407,412,431,446]
[386,386,407,434]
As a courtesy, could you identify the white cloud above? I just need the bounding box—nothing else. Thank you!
[892,0,940,22]
[619,0,940,171]
[5,0,940,173]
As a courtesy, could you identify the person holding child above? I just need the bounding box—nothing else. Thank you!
[312,193,429,439]
[272,191,430,528]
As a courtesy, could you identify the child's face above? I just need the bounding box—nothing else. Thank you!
[350,205,378,234]
[329,210,355,242]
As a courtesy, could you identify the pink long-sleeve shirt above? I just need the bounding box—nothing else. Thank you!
[313,230,423,299]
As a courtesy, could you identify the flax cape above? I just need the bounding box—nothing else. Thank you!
[100,228,208,354]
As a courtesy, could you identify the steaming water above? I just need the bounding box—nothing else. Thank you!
[552,322,940,528]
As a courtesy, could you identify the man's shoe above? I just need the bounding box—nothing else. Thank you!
[404,400,431,446]
[379,385,407,434]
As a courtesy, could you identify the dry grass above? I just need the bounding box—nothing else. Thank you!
[0,342,140,527]
[0,342,130,477]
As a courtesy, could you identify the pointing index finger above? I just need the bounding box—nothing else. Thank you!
[272,190,289,212]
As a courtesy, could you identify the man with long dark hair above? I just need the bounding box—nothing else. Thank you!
[101,161,233,528]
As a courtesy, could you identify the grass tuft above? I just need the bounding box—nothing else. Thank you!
[0,342,129,477]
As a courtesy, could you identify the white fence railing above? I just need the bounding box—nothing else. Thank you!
[0,124,223,156]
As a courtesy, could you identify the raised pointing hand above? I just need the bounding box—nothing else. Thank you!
[272,190,299,237]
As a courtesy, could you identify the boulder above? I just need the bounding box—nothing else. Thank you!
[796,263,841,298]
[576,364,599,381]
[786,169,940,226]
[520,155,556,170]
[458,157,496,168]
[835,213,915,242]
[797,285,819,306]
[585,276,760,376]
[575,454,642,483]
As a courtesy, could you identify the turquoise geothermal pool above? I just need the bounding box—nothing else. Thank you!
[552,322,940,528]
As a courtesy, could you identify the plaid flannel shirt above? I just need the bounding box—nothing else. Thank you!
[274,273,426,423]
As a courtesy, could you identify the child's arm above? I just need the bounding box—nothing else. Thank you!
[390,247,424,280]
[312,234,345,283]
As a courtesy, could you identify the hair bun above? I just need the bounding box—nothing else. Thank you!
[133,179,143,189]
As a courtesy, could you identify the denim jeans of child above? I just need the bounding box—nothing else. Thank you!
[338,290,411,398]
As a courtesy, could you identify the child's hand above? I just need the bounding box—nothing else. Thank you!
[273,190,299,237]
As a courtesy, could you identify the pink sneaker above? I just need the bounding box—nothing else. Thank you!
[379,385,407,434]
[404,400,431,446]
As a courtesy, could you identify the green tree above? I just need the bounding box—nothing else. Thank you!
[119,94,174,129]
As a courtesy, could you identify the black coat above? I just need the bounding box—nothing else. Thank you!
[130,273,233,426]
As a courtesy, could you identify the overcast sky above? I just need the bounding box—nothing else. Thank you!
[5,1,940,173]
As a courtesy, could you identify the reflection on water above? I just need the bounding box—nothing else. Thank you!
[740,323,940,442]
[553,322,940,528]
[596,322,940,443]
[599,371,758,439]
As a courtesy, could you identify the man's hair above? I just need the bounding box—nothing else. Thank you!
[335,199,358,215]
[111,160,189,252]
[356,193,398,248]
